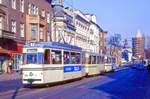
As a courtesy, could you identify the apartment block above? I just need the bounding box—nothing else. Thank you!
[52,3,106,53]
[0,0,53,71]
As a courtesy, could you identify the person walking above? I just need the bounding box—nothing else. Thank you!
[2,59,9,73]
[8,59,13,74]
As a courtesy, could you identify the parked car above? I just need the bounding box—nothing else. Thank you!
[135,63,144,70]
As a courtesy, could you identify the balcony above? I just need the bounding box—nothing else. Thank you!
[0,29,15,40]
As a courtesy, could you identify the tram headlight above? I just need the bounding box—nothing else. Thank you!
[29,72,33,77]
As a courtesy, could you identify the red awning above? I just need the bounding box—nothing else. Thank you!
[0,49,11,54]
[0,45,23,54]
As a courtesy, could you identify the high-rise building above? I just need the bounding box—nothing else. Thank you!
[132,30,145,60]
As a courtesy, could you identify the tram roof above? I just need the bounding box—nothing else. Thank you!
[24,42,82,51]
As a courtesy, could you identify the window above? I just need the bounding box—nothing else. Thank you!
[97,56,100,64]
[51,50,62,64]
[64,51,70,64]
[46,31,51,41]
[39,27,43,40]
[44,49,51,64]
[0,16,3,30]
[92,56,96,64]
[47,13,50,23]
[41,10,45,18]
[88,55,92,64]
[26,54,37,64]
[0,0,2,4]
[28,3,38,15]
[20,23,24,37]
[20,0,24,12]
[11,0,16,9]
[11,20,16,33]
[31,24,36,40]
[70,52,80,64]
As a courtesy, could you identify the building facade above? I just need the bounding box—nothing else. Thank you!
[52,3,105,53]
[52,4,76,44]
[132,30,145,61]
[0,0,53,71]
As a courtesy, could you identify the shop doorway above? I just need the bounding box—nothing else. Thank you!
[13,53,23,71]
[0,53,7,72]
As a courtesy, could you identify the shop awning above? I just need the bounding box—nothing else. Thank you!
[0,49,10,54]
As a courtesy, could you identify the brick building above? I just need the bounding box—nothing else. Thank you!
[0,0,53,71]
[132,30,145,61]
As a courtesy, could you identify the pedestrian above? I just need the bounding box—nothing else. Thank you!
[8,58,13,74]
[2,59,9,73]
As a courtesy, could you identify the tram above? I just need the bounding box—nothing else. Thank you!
[22,42,83,84]
[82,52,105,76]
[22,42,117,85]
[104,55,116,72]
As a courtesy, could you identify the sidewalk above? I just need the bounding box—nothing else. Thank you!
[0,72,22,81]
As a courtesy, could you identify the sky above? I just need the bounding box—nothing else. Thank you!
[63,0,150,42]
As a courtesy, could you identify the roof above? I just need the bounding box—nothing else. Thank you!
[136,30,143,38]
[24,42,82,51]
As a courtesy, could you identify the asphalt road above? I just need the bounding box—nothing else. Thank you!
[1,66,150,99]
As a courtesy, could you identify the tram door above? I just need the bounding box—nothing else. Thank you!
[13,53,23,71]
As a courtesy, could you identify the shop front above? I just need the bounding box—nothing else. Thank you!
[0,40,23,73]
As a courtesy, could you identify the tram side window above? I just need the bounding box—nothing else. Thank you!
[44,49,50,64]
[26,54,37,64]
[102,56,105,64]
[51,50,62,64]
[107,58,110,63]
[70,52,80,64]
[92,56,96,64]
[97,56,100,64]
[81,53,86,64]
[105,57,108,63]
[64,51,70,64]
[88,55,92,64]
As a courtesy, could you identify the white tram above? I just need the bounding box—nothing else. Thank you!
[22,42,83,84]
[22,42,117,85]
[82,52,105,76]
[104,55,116,72]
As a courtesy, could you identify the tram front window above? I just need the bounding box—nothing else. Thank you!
[26,54,37,64]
